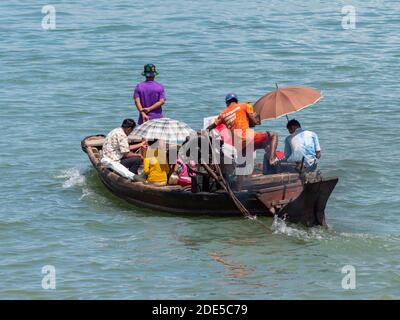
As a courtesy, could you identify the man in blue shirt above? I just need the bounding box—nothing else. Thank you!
[284,119,321,171]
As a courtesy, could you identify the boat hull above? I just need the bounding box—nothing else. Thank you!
[81,135,338,226]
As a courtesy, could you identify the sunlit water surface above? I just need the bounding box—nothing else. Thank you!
[1,0,400,299]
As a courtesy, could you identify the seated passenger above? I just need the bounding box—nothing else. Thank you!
[143,141,170,186]
[101,119,146,179]
[171,158,196,186]
[284,119,321,172]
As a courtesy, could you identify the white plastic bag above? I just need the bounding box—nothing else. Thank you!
[101,157,136,180]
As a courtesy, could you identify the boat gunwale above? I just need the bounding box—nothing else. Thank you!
[82,135,310,196]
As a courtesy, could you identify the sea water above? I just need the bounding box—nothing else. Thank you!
[1,0,400,299]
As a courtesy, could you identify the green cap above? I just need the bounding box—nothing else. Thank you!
[141,64,159,77]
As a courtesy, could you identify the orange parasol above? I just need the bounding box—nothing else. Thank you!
[254,85,323,121]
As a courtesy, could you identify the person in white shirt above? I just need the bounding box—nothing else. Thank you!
[284,119,321,171]
[102,119,146,175]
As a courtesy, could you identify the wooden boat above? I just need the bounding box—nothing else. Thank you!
[81,135,338,226]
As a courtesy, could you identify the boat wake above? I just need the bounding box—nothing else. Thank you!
[55,167,86,188]
[270,215,325,241]
[270,215,393,244]
[54,167,92,199]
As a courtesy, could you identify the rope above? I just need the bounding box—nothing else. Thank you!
[183,132,276,230]
[200,131,255,219]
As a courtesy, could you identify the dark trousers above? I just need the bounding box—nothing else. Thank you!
[120,157,142,174]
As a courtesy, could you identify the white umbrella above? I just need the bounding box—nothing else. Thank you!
[131,118,195,142]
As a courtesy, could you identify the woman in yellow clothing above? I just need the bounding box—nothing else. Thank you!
[143,146,170,186]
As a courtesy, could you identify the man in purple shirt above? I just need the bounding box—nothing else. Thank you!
[134,64,166,124]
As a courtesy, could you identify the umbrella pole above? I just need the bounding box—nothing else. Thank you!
[277,83,290,122]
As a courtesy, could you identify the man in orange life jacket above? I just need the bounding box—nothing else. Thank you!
[207,93,278,166]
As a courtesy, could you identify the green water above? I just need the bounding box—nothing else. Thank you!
[1,0,400,299]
